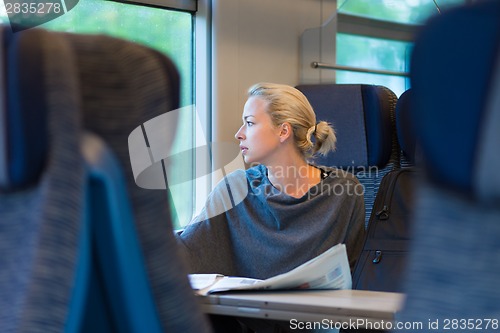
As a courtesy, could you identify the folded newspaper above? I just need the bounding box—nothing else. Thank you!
[189,243,352,295]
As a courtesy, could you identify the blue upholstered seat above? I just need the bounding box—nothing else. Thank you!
[0,27,211,333]
[295,84,399,226]
[65,32,212,333]
[395,89,416,168]
[395,1,500,329]
[0,26,87,333]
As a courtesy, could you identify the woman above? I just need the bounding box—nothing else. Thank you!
[177,82,365,280]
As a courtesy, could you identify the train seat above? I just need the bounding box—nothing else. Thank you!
[395,89,416,168]
[0,26,88,333]
[0,26,211,332]
[64,31,212,332]
[396,0,500,328]
[295,84,399,226]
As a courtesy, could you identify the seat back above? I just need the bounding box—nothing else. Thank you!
[65,32,211,332]
[0,26,86,333]
[350,88,418,295]
[395,89,416,168]
[0,27,211,333]
[295,84,399,226]
[396,0,500,327]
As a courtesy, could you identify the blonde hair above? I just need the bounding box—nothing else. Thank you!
[247,82,336,159]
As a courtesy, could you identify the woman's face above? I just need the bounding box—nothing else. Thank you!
[235,96,282,165]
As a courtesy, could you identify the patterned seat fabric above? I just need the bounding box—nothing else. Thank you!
[396,1,500,330]
[0,27,85,333]
[0,27,212,333]
[64,32,211,333]
[296,84,399,227]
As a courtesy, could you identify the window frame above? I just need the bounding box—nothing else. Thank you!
[337,13,415,42]
[111,0,197,13]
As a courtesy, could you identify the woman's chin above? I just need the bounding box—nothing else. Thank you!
[243,155,260,166]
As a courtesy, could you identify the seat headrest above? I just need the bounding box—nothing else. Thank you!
[410,0,500,200]
[296,84,396,169]
[395,89,416,164]
[0,27,49,192]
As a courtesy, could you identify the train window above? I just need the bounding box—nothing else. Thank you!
[338,0,466,25]
[334,0,467,96]
[336,33,412,97]
[0,0,196,229]
[2,0,193,107]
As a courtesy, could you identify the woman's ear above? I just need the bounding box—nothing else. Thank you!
[279,122,292,143]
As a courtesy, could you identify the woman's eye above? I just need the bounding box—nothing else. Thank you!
[246,121,254,127]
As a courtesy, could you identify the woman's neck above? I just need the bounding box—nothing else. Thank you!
[266,157,321,199]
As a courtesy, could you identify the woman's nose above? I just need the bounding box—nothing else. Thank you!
[235,125,245,140]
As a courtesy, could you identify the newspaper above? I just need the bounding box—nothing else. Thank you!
[190,243,352,295]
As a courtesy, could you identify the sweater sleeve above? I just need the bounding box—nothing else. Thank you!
[176,214,238,275]
[175,169,248,275]
[190,169,248,223]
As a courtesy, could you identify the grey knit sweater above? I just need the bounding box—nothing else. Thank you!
[177,164,365,280]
